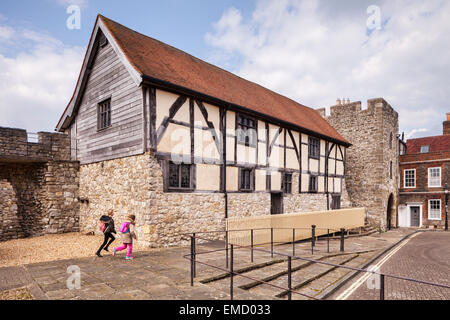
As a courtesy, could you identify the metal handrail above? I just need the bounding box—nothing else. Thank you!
[186,230,450,301]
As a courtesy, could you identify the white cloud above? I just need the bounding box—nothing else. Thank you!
[205,0,450,138]
[406,128,428,139]
[53,0,89,9]
[0,24,85,133]
[0,25,14,40]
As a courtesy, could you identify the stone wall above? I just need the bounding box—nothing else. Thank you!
[78,152,352,248]
[0,161,80,241]
[0,127,71,162]
[0,179,22,241]
[0,127,79,242]
[321,98,399,231]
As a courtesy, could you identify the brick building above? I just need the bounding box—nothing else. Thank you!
[398,113,450,228]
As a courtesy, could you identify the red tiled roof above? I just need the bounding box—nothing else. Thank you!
[98,15,349,145]
[406,135,450,154]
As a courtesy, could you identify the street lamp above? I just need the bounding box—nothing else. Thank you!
[445,183,448,231]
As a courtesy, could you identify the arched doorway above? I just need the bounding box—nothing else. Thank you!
[387,194,394,230]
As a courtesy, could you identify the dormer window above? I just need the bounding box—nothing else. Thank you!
[420,145,429,153]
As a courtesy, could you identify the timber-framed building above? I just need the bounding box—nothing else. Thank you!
[57,15,352,247]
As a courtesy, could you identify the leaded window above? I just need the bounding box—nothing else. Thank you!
[168,162,192,190]
[239,168,253,191]
[282,173,292,194]
[309,175,318,193]
[237,115,257,147]
[98,99,111,130]
[308,137,320,159]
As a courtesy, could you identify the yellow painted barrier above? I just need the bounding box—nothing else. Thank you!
[226,208,366,247]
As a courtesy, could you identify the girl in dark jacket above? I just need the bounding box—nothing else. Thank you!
[96,209,116,257]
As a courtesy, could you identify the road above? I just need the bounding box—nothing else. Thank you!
[329,231,450,300]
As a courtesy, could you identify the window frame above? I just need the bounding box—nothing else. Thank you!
[165,161,195,192]
[238,167,255,192]
[236,114,257,148]
[403,169,416,189]
[309,175,318,193]
[420,145,430,153]
[282,173,293,194]
[428,199,442,221]
[428,167,441,188]
[97,98,112,131]
[308,137,320,159]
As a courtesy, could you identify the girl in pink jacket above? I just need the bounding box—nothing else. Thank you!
[113,215,137,260]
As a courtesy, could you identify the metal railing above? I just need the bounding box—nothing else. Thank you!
[183,228,450,300]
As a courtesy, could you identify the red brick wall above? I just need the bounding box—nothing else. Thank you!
[444,121,450,135]
[399,153,449,227]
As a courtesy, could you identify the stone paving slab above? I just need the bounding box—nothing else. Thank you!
[0,228,418,300]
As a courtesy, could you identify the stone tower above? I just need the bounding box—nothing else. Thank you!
[317,98,399,231]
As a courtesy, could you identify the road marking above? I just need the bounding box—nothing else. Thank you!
[335,232,420,300]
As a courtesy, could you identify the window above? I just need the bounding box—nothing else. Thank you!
[428,167,441,188]
[308,137,320,159]
[309,175,318,193]
[239,168,254,191]
[168,162,193,190]
[420,145,430,153]
[237,115,257,147]
[282,173,292,194]
[331,195,341,210]
[404,169,416,188]
[390,161,393,179]
[98,99,111,130]
[389,132,393,149]
[428,200,441,220]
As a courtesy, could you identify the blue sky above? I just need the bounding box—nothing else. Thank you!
[0,0,449,139]
[0,0,254,59]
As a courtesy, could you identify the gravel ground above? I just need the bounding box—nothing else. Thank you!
[0,233,147,268]
[0,288,33,300]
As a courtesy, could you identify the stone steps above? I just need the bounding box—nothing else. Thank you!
[199,250,375,300]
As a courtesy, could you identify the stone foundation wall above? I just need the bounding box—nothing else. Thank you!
[41,161,80,234]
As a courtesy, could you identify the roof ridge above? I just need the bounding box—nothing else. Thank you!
[408,134,449,142]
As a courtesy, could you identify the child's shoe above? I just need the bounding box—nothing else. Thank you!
[112,248,116,257]
[125,256,134,261]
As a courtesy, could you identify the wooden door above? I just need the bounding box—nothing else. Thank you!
[271,193,283,215]
[410,207,420,227]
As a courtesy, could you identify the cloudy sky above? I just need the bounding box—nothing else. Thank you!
[0,0,449,139]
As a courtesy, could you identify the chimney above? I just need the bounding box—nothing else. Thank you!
[336,98,341,105]
[444,113,450,135]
